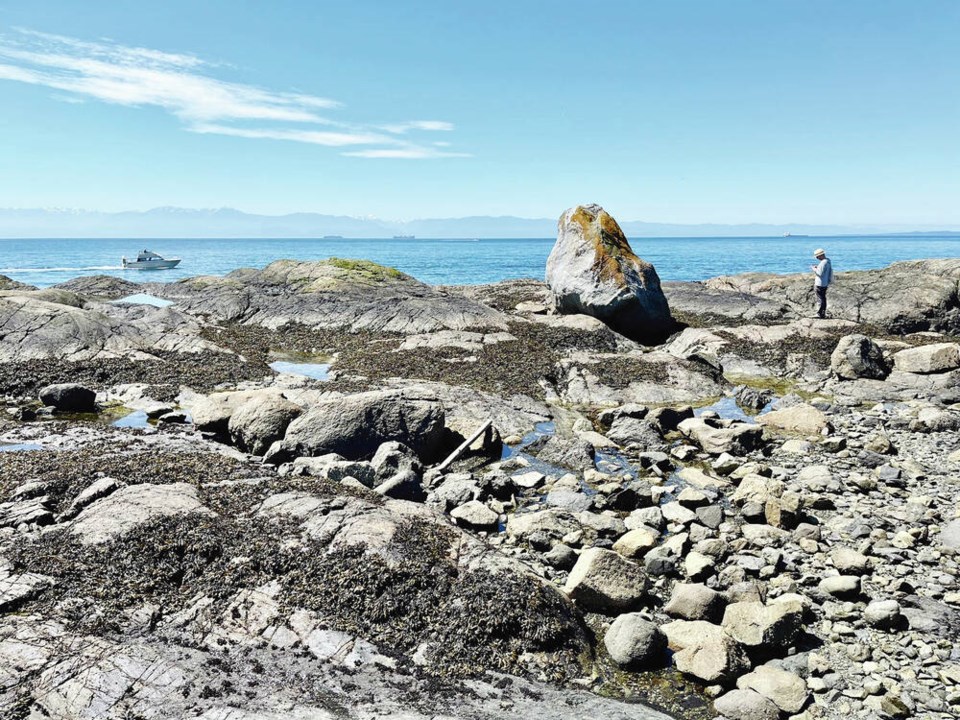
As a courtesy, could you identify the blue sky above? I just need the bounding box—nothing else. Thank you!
[0,1,958,226]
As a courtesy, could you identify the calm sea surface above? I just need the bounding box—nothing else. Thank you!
[1,236,958,288]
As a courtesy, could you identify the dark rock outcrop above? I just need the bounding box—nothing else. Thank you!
[38,383,97,413]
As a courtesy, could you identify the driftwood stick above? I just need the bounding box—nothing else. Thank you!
[436,419,494,472]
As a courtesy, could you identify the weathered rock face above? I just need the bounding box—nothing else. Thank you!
[893,342,960,374]
[546,205,673,344]
[708,260,960,331]
[830,334,889,380]
[0,290,222,362]
[154,259,509,334]
[279,390,447,463]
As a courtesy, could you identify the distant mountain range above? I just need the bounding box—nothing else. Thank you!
[0,207,958,239]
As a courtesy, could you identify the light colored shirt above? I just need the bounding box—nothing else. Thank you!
[813,257,832,287]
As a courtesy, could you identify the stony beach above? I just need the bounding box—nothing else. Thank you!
[1,205,958,720]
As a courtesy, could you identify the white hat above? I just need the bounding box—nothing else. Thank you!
[813,248,826,257]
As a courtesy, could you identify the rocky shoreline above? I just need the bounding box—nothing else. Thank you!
[1,211,958,720]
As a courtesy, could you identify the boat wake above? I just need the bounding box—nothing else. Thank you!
[0,265,125,273]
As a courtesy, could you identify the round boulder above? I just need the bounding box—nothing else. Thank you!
[603,613,667,668]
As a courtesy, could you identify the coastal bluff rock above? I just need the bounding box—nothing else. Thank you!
[546,205,673,344]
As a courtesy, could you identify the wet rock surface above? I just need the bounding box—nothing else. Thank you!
[2,255,960,720]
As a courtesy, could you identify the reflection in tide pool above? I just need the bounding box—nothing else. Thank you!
[112,410,151,428]
[268,360,331,380]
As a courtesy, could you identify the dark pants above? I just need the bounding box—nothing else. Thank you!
[815,286,827,318]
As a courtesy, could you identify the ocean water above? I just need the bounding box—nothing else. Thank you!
[0,235,958,288]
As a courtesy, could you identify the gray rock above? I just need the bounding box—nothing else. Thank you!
[606,417,663,450]
[830,546,870,575]
[671,630,750,683]
[506,509,580,545]
[228,394,303,455]
[677,417,764,455]
[721,600,803,648]
[190,389,276,436]
[38,383,96,412]
[546,204,673,344]
[0,570,54,612]
[818,575,862,600]
[371,441,424,482]
[831,334,889,380]
[663,582,725,622]
[450,500,498,529]
[736,665,809,713]
[280,390,446,463]
[62,477,120,520]
[70,483,214,545]
[613,527,660,559]
[563,548,648,612]
[159,258,509,335]
[940,519,960,550]
[527,435,596,471]
[713,689,780,720]
[893,342,960,374]
[545,488,593,513]
[863,600,901,629]
[603,613,667,668]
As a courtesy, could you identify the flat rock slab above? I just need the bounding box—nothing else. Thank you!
[70,483,214,545]
[0,571,54,612]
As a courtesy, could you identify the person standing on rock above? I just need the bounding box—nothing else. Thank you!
[810,248,832,319]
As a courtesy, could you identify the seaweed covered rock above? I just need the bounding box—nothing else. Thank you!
[155,258,509,334]
[546,205,673,344]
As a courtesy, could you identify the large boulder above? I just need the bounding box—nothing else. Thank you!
[279,390,447,463]
[38,383,96,413]
[545,204,673,344]
[228,395,304,455]
[830,334,889,380]
[893,342,960,374]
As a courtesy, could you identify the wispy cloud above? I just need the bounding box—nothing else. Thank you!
[0,28,468,159]
[381,120,455,134]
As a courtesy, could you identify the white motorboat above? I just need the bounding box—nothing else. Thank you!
[121,249,181,270]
